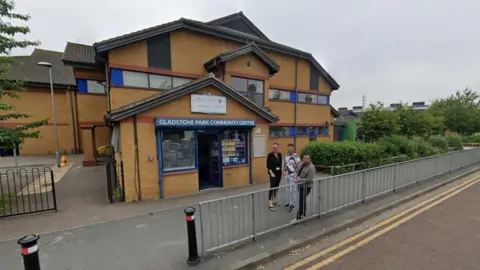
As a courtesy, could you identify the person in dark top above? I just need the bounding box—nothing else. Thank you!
[266,142,283,211]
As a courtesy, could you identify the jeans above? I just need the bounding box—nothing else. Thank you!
[285,174,297,206]
[297,184,312,219]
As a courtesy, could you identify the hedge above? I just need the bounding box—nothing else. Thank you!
[302,135,461,175]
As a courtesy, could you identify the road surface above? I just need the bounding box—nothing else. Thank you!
[264,174,480,270]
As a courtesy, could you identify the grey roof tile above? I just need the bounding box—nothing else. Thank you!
[7,49,75,86]
[62,42,96,65]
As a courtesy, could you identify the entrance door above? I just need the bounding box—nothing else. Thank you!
[197,133,221,190]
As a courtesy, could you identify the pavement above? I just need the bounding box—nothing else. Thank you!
[0,160,478,269]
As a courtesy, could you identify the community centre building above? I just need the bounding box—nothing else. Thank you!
[9,12,340,201]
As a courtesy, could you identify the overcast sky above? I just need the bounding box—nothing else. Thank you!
[13,0,480,108]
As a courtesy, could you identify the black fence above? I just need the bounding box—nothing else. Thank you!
[106,161,125,203]
[0,167,57,218]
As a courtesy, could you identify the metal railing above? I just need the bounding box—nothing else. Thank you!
[0,167,57,218]
[198,148,480,255]
[106,161,125,203]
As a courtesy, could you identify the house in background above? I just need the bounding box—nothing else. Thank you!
[62,11,340,201]
[2,49,110,158]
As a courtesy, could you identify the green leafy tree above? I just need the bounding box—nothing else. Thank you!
[394,103,444,138]
[0,0,47,150]
[357,103,400,142]
[428,88,480,135]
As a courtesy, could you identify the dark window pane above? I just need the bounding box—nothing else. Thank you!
[297,127,308,136]
[149,74,172,89]
[269,127,290,137]
[162,130,196,171]
[231,77,247,92]
[123,71,148,88]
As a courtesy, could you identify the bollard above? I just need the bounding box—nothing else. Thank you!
[18,234,41,270]
[184,207,200,265]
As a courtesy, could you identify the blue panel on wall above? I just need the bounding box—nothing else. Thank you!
[326,96,330,105]
[289,127,295,136]
[111,69,123,86]
[290,92,297,102]
[315,127,319,136]
[77,79,88,93]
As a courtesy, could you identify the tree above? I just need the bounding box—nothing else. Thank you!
[394,103,444,138]
[0,0,47,151]
[428,88,480,135]
[357,103,400,142]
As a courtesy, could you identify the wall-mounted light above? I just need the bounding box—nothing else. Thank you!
[246,60,251,66]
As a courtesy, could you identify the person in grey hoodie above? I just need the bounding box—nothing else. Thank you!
[293,154,316,221]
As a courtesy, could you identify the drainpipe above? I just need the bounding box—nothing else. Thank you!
[68,85,78,153]
[294,57,300,151]
[133,115,142,201]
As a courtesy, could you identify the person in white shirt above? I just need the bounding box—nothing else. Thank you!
[283,143,300,212]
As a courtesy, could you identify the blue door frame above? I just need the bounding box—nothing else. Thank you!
[196,131,223,188]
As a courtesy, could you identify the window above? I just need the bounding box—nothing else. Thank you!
[269,127,290,137]
[222,130,248,166]
[253,134,266,157]
[297,127,308,136]
[298,93,318,104]
[318,95,329,104]
[230,76,264,107]
[269,89,290,101]
[162,130,195,171]
[318,126,329,136]
[123,71,148,88]
[149,74,172,89]
[172,77,193,87]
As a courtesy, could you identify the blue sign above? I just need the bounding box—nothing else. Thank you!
[155,118,256,128]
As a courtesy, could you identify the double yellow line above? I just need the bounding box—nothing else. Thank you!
[285,175,480,270]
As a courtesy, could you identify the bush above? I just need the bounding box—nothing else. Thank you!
[301,141,384,166]
[427,135,449,151]
[377,135,417,157]
[465,134,480,143]
[445,134,463,150]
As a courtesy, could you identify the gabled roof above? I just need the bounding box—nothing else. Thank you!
[89,12,339,90]
[62,42,96,66]
[206,11,270,41]
[7,49,76,87]
[204,42,279,75]
[106,73,279,123]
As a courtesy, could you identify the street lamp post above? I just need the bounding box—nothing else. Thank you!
[37,62,60,167]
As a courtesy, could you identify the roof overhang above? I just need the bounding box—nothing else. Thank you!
[204,42,279,75]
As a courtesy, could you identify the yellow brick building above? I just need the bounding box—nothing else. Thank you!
[12,12,340,200]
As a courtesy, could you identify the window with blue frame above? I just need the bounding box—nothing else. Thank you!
[297,93,330,105]
[221,130,248,166]
[162,130,196,172]
[297,127,308,136]
[77,79,106,94]
[113,69,193,90]
[269,127,291,137]
[318,126,329,136]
